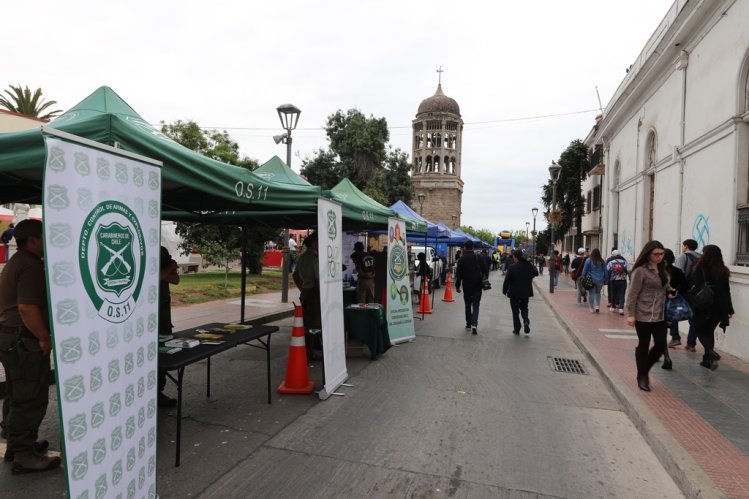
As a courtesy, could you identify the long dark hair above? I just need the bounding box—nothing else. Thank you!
[631,240,669,286]
[589,248,603,265]
[694,244,730,281]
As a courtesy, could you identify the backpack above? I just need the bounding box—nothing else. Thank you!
[571,257,586,280]
[683,252,698,279]
[611,260,626,277]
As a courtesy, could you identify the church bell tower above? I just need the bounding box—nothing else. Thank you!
[411,69,464,229]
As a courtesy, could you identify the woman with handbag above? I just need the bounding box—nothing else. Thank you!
[581,248,606,313]
[626,241,671,391]
[690,245,733,370]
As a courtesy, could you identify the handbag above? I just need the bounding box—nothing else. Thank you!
[580,274,594,290]
[665,294,693,322]
[687,270,715,312]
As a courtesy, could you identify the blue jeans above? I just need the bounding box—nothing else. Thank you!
[463,289,482,327]
[588,281,604,310]
[669,320,681,340]
[609,280,627,309]
[551,269,559,287]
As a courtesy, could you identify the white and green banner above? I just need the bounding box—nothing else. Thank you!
[317,197,348,399]
[386,217,416,343]
[43,135,161,499]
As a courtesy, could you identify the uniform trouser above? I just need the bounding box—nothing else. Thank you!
[0,341,50,454]
[300,287,322,354]
[463,289,482,327]
[356,278,375,304]
[509,297,529,332]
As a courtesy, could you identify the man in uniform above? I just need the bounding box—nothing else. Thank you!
[157,246,179,407]
[292,232,322,360]
[350,241,376,303]
[0,219,61,474]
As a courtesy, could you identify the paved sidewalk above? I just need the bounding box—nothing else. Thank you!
[535,272,749,499]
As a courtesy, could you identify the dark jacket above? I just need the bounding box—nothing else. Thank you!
[455,251,488,294]
[503,259,538,299]
[691,269,734,323]
[668,265,689,294]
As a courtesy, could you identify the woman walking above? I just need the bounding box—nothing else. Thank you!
[690,245,733,370]
[581,248,606,313]
[626,241,670,391]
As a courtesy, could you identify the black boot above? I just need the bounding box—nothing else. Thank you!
[635,348,651,391]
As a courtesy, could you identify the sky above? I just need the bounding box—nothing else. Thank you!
[4,0,675,236]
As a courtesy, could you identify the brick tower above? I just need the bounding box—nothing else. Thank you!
[411,73,464,228]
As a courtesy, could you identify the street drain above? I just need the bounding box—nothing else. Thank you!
[548,356,587,375]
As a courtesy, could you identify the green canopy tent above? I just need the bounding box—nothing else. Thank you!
[330,178,426,232]
[0,86,322,223]
[254,155,312,186]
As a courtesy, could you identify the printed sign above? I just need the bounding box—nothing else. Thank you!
[386,218,416,343]
[43,136,160,499]
[317,198,348,399]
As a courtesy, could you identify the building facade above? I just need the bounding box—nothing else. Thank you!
[588,0,749,360]
[410,84,464,228]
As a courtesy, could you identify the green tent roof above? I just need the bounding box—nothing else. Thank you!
[330,178,425,231]
[0,86,322,219]
[254,156,311,186]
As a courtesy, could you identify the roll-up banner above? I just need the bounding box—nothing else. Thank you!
[386,217,416,343]
[43,132,161,499]
[316,198,348,399]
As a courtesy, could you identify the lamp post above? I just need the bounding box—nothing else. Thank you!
[276,103,301,303]
[548,160,562,294]
[531,207,538,260]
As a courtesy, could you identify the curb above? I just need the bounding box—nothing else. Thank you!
[241,307,296,326]
[534,280,725,499]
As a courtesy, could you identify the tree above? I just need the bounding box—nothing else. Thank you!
[300,108,413,204]
[0,84,62,119]
[160,120,258,169]
[541,140,588,249]
[161,120,274,276]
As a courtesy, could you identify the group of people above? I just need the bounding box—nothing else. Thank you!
[565,239,733,393]
[454,241,539,338]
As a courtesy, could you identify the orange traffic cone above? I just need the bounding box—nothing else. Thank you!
[416,277,433,314]
[277,305,315,394]
[441,271,455,302]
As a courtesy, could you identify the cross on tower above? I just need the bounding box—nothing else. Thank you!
[436,66,444,84]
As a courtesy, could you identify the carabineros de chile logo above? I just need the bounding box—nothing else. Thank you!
[80,201,145,323]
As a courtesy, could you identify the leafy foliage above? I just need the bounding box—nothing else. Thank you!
[160,120,258,169]
[540,140,588,249]
[161,120,275,275]
[0,84,62,119]
[300,109,413,205]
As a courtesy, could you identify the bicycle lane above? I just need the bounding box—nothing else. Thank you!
[535,273,749,499]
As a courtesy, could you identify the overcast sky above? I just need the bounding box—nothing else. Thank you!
[4,0,674,235]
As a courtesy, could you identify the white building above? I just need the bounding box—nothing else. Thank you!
[587,0,749,361]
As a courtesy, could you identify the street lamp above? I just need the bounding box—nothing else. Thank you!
[548,160,562,293]
[531,207,538,259]
[276,103,301,303]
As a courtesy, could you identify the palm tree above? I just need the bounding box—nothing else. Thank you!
[0,84,62,119]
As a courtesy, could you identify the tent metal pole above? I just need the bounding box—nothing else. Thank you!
[240,225,248,323]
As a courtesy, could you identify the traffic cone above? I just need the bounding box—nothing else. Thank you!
[441,271,455,302]
[416,277,433,314]
[277,305,315,394]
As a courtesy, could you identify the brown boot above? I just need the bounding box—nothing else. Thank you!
[11,450,61,474]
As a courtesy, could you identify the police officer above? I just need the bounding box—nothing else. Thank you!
[0,219,61,473]
[351,242,376,303]
[292,232,322,360]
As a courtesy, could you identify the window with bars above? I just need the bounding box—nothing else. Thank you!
[737,206,749,266]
